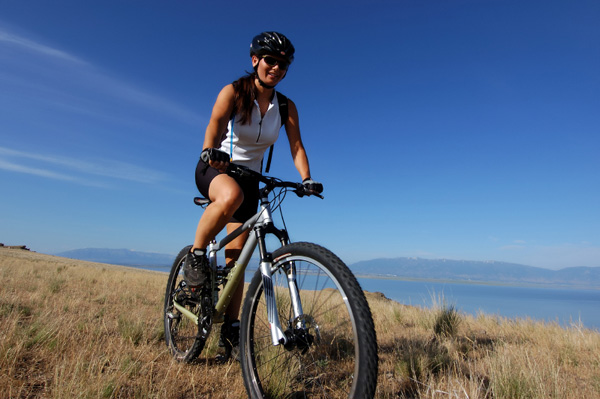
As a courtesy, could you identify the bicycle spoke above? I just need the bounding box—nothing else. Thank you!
[242,244,377,398]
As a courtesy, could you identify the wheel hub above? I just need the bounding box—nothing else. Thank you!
[283,328,314,353]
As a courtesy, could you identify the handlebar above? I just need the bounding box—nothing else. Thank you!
[227,163,323,199]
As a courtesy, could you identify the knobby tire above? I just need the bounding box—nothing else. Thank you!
[239,242,378,398]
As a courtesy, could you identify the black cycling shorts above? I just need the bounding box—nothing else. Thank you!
[195,159,259,223]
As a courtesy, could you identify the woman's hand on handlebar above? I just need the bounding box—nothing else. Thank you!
[301,178,323,198]
[201,148,230,173]
[225,162,323,198]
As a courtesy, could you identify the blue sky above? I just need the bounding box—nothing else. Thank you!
[1,0,598,270]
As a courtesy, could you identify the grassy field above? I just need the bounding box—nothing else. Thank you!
[1,248,599,398]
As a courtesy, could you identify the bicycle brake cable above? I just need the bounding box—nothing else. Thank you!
[269,186,287,214]
[274,187,290,242]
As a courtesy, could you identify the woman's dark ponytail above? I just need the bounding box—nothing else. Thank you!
[231,73,257,125]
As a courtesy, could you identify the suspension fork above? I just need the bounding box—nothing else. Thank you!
[256,223,306,346]
[271,228,307,331]
[284,259,306,330]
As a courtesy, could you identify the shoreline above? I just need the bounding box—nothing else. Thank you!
[354,273,600,291]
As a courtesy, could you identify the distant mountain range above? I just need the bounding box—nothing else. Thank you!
[350,258,600,289]
[55,248,600,289]
[55,248,174,268]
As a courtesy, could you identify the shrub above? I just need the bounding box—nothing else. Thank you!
[434,303,462,338]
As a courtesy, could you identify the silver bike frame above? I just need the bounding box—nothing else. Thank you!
[175,196,304,347]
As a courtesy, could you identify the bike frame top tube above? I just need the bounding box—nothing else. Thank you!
[210,209,263,253]
[202,162,312,256]
[212,202,273,318]
[175,164,311,340]
[197,163,308,330]
[209,182,275,248]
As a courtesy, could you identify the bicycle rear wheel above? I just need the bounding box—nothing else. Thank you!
[163,245,208,362]
[240,242,378,398]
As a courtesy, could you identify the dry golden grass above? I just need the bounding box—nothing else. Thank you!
[1,249,599,398]
[0,249,245,399]
[367,292,600,398]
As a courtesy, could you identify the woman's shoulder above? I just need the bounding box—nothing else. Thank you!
[220,83,236,95]
[215,84,236,102]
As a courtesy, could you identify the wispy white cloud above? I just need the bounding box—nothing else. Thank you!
[0,146,169,186]
[499,244,526,251]
[0,158,112,188]
[90,73,204,126]
[0,158,77,181]
[0,27,203,127]
[0,30,86,65]
[499,240,527,250]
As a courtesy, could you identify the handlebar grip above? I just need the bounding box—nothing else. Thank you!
[303,182,323,194]
[296,184,324,199]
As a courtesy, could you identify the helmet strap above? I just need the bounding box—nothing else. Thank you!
[252,65,275,89]
[258,78,276,89]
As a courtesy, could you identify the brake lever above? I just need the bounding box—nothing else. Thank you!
[227,164,252,179]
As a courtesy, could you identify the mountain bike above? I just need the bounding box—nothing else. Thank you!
[164,163,378,398]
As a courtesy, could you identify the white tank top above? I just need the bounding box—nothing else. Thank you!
[219,94,282,172]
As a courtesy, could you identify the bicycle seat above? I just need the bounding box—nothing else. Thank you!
[194,197,211,206]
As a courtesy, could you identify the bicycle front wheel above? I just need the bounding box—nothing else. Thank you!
[240,242,378,399]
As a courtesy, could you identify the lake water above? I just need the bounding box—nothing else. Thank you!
[355,276,600,331]
[144,265,599,331]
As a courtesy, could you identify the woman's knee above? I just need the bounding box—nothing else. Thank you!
[210,177,244,209]
[223,189,244,210]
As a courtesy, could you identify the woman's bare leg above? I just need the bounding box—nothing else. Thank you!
[224,222,249,320]
[192,174,244,251]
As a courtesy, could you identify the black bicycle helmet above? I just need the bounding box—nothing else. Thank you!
[250,31,295,63]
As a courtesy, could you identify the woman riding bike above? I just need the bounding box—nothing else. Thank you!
[183,31,322,360]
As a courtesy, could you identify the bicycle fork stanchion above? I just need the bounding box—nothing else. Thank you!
[259,259,287,346]
[254,213,288,346]
[285,261,306,330]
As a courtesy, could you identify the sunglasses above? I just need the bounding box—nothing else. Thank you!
[261,55,289,71]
